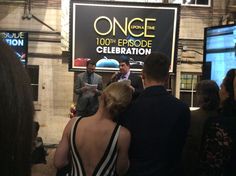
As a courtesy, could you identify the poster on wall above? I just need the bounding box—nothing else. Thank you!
[0,31,28,66]
[70,0,180,72]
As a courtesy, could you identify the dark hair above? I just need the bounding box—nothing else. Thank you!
[0,39,34,176]
[221,68,236,114]
[119,58,130,66]
[33,121,40,137]
[86,59,96,67]
[143,52,170,81]
[196,80,220,110]
[223,69,236,100]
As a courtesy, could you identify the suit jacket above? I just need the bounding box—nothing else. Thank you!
[109,72,144,98]
[74,71,103,116]
[119,86,190,176]
[128,72,144,96]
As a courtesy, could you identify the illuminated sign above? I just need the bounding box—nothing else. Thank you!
[70,1,180,72]
[0,31,28,66]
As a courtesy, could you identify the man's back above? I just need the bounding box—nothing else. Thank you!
[120,85,190,176]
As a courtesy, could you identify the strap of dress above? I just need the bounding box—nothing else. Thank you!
[70,116,85,176]
[94,124,121,176]
[70,117,82,145]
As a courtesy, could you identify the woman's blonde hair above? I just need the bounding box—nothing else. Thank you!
[103,82,133,117]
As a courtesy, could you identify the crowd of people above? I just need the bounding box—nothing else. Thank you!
[1,37,236,176]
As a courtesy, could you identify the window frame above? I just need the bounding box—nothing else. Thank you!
[26,64,40,102]
[168,0,211,7]
[180,72,201,107]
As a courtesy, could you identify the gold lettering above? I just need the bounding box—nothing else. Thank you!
[128,18,144,37]
[113,17,127,36]
[94,16,156,38]
[144,18,156,38]
[117,39,152,48]
[94,16,112,36]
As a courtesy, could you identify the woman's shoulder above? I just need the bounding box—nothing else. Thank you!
[63,116,82,136]
[117,125,131,144]
[119,125,130,134]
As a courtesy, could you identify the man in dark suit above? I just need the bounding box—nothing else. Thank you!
[109,59,143,98]
[119,52,190,176]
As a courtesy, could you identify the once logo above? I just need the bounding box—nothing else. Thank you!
[94,16,156,38]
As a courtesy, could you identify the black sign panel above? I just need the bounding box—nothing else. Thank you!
[70,1,180,72]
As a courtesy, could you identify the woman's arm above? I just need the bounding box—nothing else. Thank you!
[116,126,131,176]
[54,118,76,169]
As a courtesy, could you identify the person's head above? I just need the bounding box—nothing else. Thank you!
[0,39,34,176]
[86,60,96,75]
[119,59,130,75]
[196,80,220,111]
[101,82,133,117]
[142,52,170,86]
[33,121,40,139]
[219,69,236,105]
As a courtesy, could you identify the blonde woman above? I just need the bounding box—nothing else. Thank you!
[54,82,133,176]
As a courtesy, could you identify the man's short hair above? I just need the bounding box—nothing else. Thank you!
[143,52,170,81]
[119,58,130,66]
[86,59,96,67]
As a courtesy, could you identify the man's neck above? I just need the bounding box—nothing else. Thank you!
[144,80,165,88]
[86,71,93,76]
[122,70,130,76]
[120,70,130,79]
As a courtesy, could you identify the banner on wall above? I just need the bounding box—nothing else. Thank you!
[0,31,28,66]
[70,0,180,72]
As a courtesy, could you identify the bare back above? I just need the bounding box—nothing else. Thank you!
[70,117,120,176]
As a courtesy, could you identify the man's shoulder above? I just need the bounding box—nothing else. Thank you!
[129,72,139,78]
[94,73,102,79]
[170,95,190,109]
[172,95,187,104]
[78,72,85,77]
[151,93,190,113]
[128,72,142,81]
[132,87,189,109]
[94,72,102,77]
